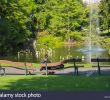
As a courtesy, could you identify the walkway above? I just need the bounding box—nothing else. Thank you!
[0,66,110,76]
[55,67,110,76]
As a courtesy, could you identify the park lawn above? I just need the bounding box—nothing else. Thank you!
[64,63,92,68]
[1,62,82,69]
[0,75,110,91]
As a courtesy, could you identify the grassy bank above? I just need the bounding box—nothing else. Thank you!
[0,75,110,91]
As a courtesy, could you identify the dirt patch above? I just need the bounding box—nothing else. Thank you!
[0,60,33,67]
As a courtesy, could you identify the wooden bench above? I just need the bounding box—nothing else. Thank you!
[63,58,82,75]
[40,62,64,72]
[40,58,82,75]
[0,65,5,76]
[91,58,110,75]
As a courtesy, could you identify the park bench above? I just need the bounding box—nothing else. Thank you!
[91,58,110,75]
[0,64,5,76]
[40,58,82,75]
[40,61,64,74]
[63,58,83,75]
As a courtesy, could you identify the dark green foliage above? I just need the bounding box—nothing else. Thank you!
[98,0,110,55]
[0,0,88,56]
[0,0,37,55]
[44,0,88,38]
[99,0,110,33]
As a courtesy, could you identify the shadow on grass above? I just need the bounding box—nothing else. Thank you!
[1,75,110,91]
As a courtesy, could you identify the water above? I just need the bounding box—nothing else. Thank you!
[0,44,109,64]
[78,47,106,53]
[36,45,108,63]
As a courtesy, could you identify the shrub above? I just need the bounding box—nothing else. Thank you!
[69,31,82,41]
[37,35,63,48]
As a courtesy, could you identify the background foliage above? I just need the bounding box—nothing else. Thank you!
[0,0,88,56]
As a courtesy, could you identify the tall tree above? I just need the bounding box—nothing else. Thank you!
[0,0,88,57]
[42,0,88,39]
[99,0,110,33]
[0,0,38,57]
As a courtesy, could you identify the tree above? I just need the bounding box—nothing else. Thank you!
[0,0,88,57]
[99,0,110,33]
[43,0,88,39]
[0,0,38,57]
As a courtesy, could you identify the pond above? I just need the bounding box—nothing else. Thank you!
[0,44,109,64]
[36,45,109,63]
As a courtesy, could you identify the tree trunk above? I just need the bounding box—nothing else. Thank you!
[24,37,37,59]
[31,39,37,59]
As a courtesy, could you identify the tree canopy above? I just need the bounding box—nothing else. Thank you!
[0,0,88,56]
[99,0,110,33]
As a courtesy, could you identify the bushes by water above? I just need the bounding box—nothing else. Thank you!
[66,31,83,41]
[37,31,84,48]
[37,35,63,48]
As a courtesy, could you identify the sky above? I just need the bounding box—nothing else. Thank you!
[83,0,100,4]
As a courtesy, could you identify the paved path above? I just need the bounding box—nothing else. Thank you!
[55,67,110,76]
[1,60,110,76]
[0,67,26,75]
[1,66,110,76]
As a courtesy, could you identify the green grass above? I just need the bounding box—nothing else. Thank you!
[64,63,73,67]
[0,75,110,91]
[2,62,110,70]
[64,63,93,68]
[32,63,40,67]
[84,63,92,68]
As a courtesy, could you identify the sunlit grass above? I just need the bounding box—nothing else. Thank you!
[0,75,110,91]
[1,61,110,70]
[84,63,92,68]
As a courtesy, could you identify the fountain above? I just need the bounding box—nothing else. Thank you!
[79,0,106,62]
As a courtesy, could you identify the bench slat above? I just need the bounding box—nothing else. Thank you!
[91,58,110,62]
[63,58,82,63]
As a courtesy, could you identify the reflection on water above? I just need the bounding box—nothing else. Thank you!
[78,46,107,63]
[0,45,109,63]
[78,47,106,53]
[50,45,108,62]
